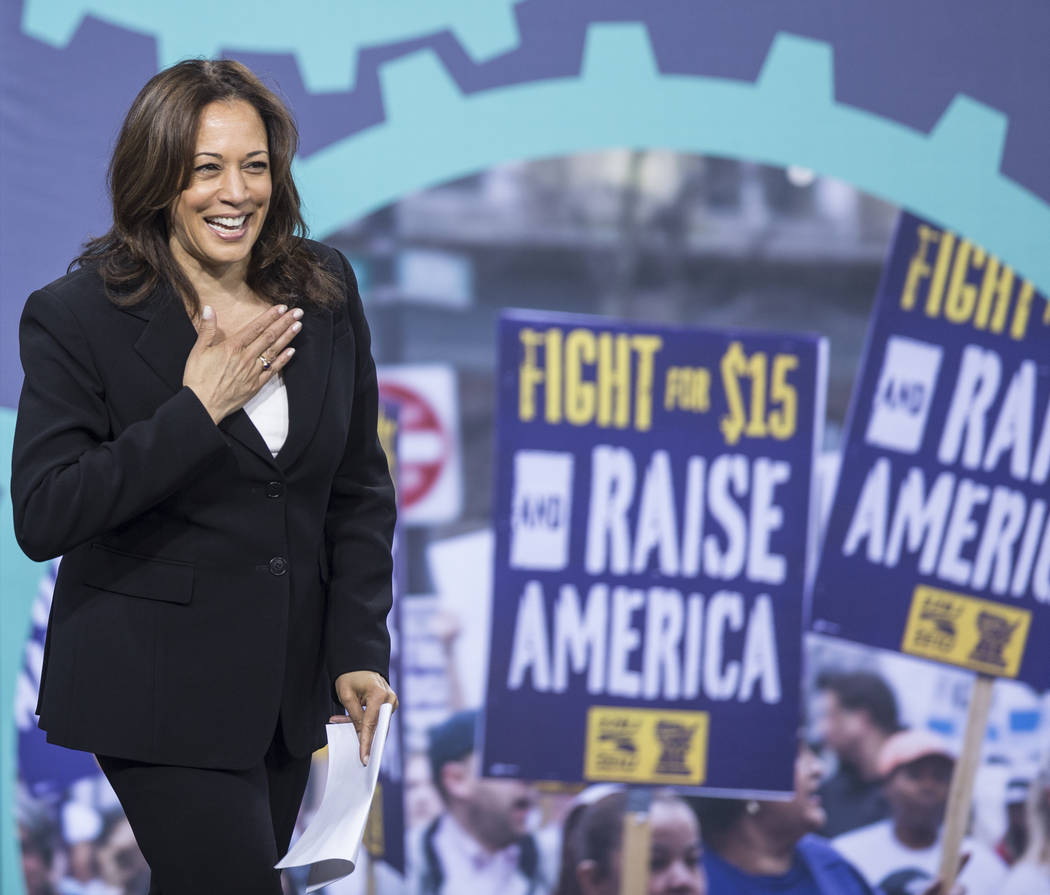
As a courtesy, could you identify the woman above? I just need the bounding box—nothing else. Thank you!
[567,789,706,895]
[1002,765,1050,895]
[12,59,397,893]
[697,744,960,895]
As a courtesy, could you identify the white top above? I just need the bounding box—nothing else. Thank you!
[243,373,288,457]
[1001,862,1050,895]
[833,819,1007,894]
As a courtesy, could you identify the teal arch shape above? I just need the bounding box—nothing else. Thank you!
[6,20,1050,895]
[296,25,1050,299]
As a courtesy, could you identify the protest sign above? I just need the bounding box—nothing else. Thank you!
[811,212,1050,688]
[480,310,827,795]
[811,212,1050,888]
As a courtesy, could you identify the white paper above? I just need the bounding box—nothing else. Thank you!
[275,703,392,892]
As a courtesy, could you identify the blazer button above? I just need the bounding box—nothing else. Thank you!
[269,556,288,576]
[266,481,284,499]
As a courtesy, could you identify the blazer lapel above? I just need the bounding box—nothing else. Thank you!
[276,303,333,471]
[131,287,196,394]
[131,288,277,467]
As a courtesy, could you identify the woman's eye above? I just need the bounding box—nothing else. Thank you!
[195,163,220,173]
[246,161,268,171]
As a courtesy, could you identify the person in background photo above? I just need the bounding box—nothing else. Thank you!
[565,789,705,895]
[94,815,149,895]
[1001,763,1050,895]
[697,741,881,894]
[996,775,1031,866]
[19,814,59,895]
[58,800,117,895]
[417,710,555,895]
[834,729,1006,894]
[815,669,901,837]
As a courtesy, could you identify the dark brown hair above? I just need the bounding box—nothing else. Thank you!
[558,791,628,894]
[74,59,341,310]
[556,790,700,894]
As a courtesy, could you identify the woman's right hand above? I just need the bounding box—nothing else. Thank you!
[183,304,302,424]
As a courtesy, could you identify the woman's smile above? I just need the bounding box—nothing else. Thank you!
[204,213,252,239]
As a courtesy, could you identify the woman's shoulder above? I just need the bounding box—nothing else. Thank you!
[299,238,348,280]
[797,835,881,894]
[31,264,107,305]
[298,239,362,325]
[301,239,358,282]
[23,265,117,329]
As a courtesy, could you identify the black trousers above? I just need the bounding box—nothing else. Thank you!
[97,731,312,894]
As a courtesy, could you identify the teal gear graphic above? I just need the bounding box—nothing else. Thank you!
[21,0,524,91]
[18,4,1050,295]
[292,24,1050,300]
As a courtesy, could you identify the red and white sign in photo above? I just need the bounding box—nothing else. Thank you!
[378,364,462,525]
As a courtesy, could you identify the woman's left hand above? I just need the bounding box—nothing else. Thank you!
[331,670,399,766]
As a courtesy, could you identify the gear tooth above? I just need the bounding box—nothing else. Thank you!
[452,1,522,61]
[928,94,1008,172]
[757,33,834,104]
[21,0,86,47]
[291,38,359,93]
[378,48,463,125]
[580,23,659,84]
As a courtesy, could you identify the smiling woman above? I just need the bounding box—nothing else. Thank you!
[73,60,342,315]
[11,59,398,894]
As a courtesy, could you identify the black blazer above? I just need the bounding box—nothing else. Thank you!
[11,241,395,769]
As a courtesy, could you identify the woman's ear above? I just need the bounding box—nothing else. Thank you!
[575,858,608,895]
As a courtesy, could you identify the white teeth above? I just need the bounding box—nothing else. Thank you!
[207,215,247,229]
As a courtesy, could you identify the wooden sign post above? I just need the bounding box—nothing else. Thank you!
[619,789,652,895]
[936,674,994,889]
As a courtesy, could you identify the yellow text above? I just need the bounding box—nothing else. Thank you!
[664,366,711,413]
[901,224,1039,341]
[518,327,663,431]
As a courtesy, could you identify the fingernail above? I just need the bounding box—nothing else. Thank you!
[292,321,302,332]
[277,305,288,314]
[286,347,295,357]
[202,305,213,320]
[292,308,304,320]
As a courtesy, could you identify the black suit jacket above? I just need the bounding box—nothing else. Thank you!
[11,241,395,769]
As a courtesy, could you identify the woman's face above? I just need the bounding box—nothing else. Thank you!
[578,799,706,895]
[758,745,826,837]
[647,800,706,895]
[169,99,271,279]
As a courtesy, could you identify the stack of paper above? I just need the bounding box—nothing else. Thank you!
[276,704,393,892]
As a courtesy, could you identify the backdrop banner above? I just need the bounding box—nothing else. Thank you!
[811,212,1050,687]
[480,310,827,795]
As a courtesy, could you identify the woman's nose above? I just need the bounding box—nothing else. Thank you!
[218,168,249,203]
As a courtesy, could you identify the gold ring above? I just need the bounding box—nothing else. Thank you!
[259,354,272,371]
